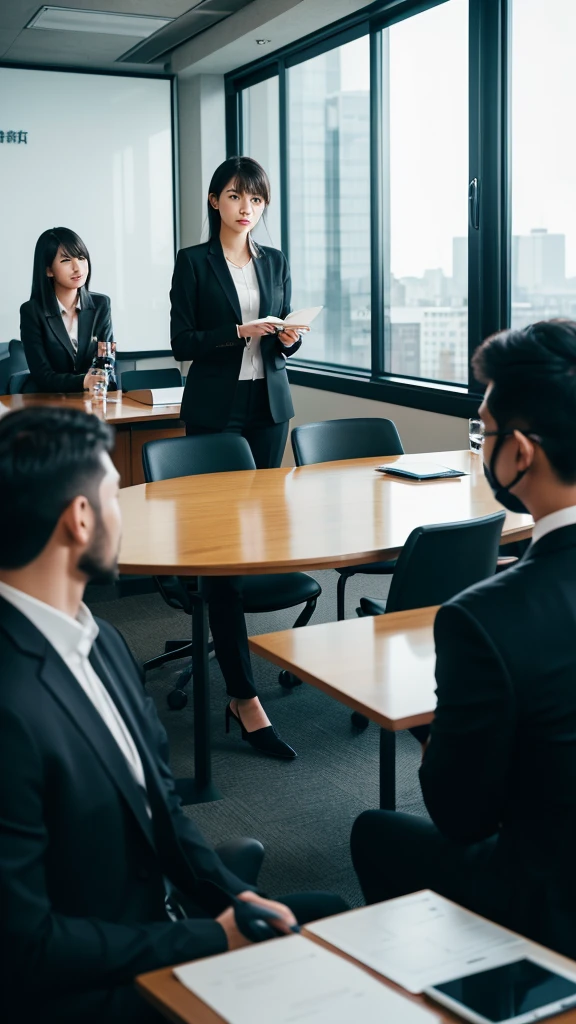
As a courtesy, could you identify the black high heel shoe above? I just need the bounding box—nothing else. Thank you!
[225,703,297,760]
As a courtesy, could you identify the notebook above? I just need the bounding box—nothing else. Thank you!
[377,461,467,480]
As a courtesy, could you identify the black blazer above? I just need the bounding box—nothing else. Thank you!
[170,238,302,429]
[20,290,113,393]
[0,598,249,1019]
[420,524,576,956]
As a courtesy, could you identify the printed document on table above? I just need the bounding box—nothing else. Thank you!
[174,934,434,1024]
[307,890,529,993]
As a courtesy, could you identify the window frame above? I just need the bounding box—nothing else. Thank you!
[225,0,510,419]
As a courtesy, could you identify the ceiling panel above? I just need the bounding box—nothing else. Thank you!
[3,28,144,64]
[0,29,21,56]
[0,1,257,68]
[120,10,226,63]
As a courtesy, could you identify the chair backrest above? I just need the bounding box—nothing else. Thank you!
[291,417,404,466]
[121,367,182,393]
[8,338,28,374]
[386,511,506,614]
[8,370,35,394]
[142,433,256,483]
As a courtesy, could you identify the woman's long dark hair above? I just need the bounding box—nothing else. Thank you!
[207,156,271,248]
[30,227,91,313]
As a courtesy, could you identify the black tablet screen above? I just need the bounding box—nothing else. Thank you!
[435,959,576,1022]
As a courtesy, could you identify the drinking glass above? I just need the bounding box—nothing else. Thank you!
[469,418,484,453]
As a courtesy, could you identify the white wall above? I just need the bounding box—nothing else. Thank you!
[177,75,227,248]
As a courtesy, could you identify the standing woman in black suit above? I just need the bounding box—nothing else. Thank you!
[170,156,303,759]
[170,156,303,468]
[20,227,114,393]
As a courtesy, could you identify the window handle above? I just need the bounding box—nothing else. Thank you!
[469,177,480,230]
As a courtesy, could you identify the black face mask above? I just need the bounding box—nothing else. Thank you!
[483,434,530,515]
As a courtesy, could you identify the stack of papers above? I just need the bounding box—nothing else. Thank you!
[307,891,530,993]
[174,933,434,1024]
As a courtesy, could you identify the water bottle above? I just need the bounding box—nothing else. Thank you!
[94,340,117,391]
[86,340,116,399]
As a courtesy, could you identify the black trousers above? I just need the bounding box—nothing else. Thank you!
[186,379,290,701]
[185,378,289,470]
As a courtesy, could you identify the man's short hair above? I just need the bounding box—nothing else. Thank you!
[472,319,576,483]
[0,407,114,568]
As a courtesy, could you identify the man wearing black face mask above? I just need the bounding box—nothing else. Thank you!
[351,319,576,959]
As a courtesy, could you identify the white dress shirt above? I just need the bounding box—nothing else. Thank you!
[56,295,81,354]
[0,581,150,813]
[531,504,576,546]
[226,258,265,381]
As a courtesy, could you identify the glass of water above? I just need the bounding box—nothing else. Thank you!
[469,418,484,453]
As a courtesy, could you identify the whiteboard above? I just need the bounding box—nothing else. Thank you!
[0,67,175,354]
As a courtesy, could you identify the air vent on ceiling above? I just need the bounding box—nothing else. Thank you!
[26,6,174,38]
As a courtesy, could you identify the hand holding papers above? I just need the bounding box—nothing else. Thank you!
[174,934,435,1024]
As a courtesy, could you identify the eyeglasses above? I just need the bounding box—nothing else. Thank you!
[477,421,543,444]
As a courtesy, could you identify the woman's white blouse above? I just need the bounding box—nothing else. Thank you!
[226,258,265,381]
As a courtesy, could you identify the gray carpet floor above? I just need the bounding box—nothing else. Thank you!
[87,569,427,908]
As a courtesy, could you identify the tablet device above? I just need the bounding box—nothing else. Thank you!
[376,461,467,480]
[425,958,576,1024]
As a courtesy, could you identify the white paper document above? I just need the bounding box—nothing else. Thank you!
[307,891,529,994]
[174,934,433,1024]
[125,386,184,406]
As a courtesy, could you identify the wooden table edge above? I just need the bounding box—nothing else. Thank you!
[249,606,439,731]
[135,895,576,1024]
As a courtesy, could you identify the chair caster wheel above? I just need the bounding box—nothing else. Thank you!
[167,689,188,710]
[279,670,303,689]
[351,711,369,731]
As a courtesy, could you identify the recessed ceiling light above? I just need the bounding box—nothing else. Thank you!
[256,39,271,45]
[26,6,173,38]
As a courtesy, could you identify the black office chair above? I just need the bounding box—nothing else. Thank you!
[121,367,182,392]
[1,339,28,394]
[8,370,36,394]
[142,433,322,708]
[354,511,505,729]
[291,417,404,619]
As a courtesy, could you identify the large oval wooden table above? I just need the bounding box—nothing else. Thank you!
[118,450,533,803]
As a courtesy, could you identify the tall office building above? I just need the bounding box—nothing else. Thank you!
[513,228,565,295]
[289,50,371,368]
[511,229,576,330]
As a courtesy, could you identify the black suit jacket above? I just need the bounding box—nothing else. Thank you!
[170,238,302,429]
[20,290,113,393]
[0,598,248,1015]
[420,524,576,954]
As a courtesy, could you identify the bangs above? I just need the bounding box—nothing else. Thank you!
[53,227,90,262]
[231,170,270,204]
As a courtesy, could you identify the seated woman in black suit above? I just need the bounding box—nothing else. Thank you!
[20,227,114,393]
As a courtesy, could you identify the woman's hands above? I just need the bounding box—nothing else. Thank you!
[83,368,108,392]
[216,891,298,950]
[237,321,278,338]
[278,328,303,346]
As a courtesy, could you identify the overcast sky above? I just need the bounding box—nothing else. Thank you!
[339,0,576,282]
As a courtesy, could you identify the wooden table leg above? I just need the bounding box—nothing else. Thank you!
[379,729,396,811]
[173,579,222,805]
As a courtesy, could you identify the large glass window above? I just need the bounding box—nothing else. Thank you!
[288,37,371,369]
[384,0,468,384]
[242,77,281,248]
[511,0,576,330]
